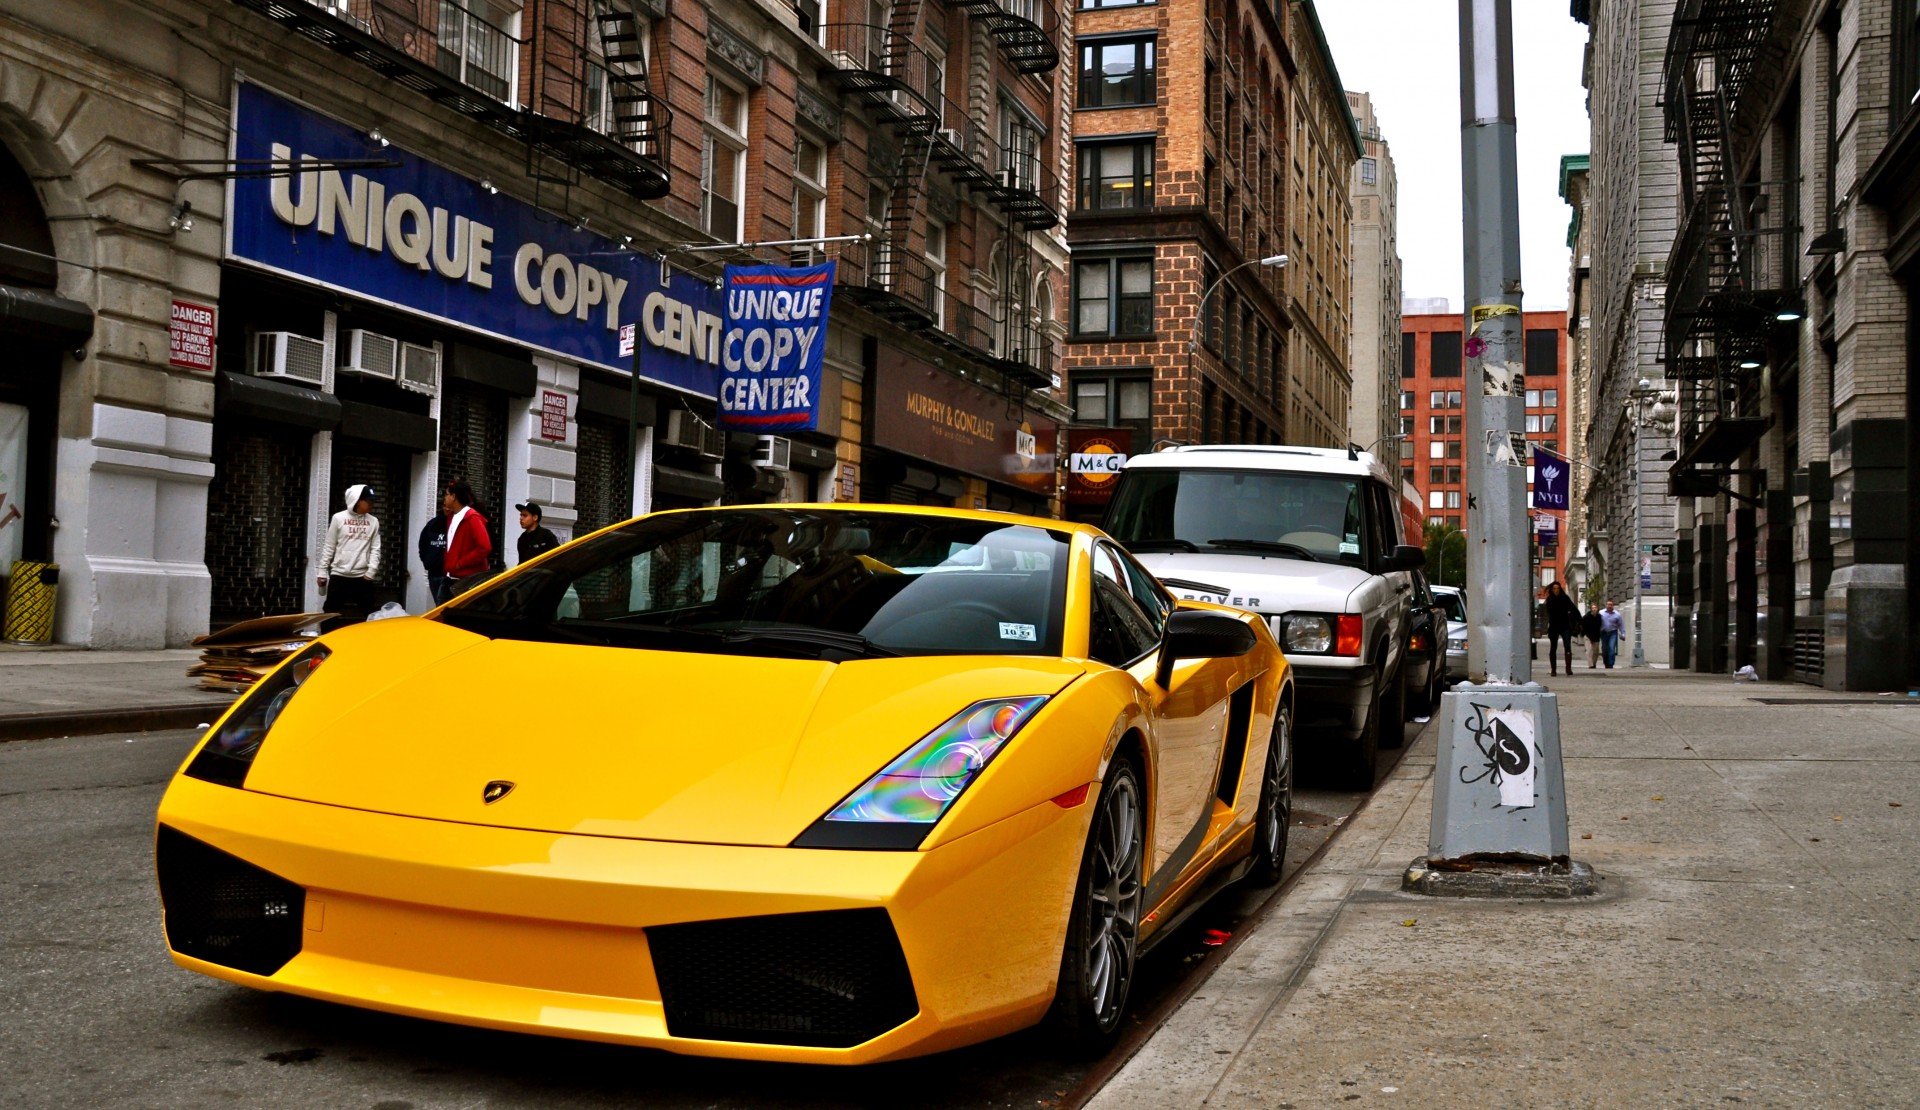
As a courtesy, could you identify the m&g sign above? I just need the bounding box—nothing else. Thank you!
[1066,429,1133,506]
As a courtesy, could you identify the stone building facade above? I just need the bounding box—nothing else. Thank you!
[1572,0,1680,666]
[0,0,1068,644]
[1560,153,1595,605]
[1346,89,1401,458]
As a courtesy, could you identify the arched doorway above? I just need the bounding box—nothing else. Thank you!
[0,141,86,572]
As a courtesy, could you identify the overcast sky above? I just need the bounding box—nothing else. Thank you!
[1316,2,1592,312]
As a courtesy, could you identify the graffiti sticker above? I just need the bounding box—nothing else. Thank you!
[1459,702,1538,808]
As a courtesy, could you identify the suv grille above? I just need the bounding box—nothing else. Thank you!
[155,825,304,976]
[649,908,919,1048]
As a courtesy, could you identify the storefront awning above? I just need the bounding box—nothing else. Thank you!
[0,282,92,346]
[1675,416,1768,467]
[216,371,341,431]
[654,465,726,502]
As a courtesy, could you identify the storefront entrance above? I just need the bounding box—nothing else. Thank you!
[207,423,310,624]
[438,379,508,568]
[329,435,412,608]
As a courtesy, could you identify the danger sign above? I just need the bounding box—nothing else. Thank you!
[168,300,216,372]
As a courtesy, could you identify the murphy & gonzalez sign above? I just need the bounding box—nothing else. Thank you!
[226,83,724,398]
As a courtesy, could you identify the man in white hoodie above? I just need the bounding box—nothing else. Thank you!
[317,483,382,625]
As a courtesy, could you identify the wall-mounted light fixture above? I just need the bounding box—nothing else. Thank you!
[168,200,194,234]
[367,127,390,148]
[480,179,499,195]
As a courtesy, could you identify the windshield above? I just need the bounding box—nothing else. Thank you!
[437,509,1070,658]
[1104,468,1369,567]
[1435,591,1466,622]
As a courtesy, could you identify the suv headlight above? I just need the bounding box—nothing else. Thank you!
[183,644,330,787]
[1277,614,1363,657]
[792,696,1049,850]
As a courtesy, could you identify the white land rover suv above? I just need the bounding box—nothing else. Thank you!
[1102,445,1427,790]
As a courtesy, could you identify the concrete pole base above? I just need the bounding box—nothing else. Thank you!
[1402,857,1599,898]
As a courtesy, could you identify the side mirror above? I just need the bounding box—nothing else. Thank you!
[1384,545,1426,572]
[1156,609,1258,688]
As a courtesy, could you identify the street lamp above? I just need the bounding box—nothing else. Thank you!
[1185,255,1288,442]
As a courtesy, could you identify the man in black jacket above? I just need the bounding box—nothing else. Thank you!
[516,501,561,565]
[417,509,448,605]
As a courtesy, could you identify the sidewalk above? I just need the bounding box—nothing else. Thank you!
[0,647,234,739]
[1090,668,1920,1108]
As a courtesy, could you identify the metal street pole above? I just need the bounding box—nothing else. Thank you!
[1629,378,1653,666]
[1459,0,1528,685]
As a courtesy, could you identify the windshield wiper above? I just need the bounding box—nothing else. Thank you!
[1121,538,1200,553]
[1205,538,1322,562]
[715,625,900,659]
[547,618,724,648]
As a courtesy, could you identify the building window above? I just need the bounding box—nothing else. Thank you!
[1001,102,1045,193]
[1428,490,1444,510]
[1401,332,1416,378]
[1429,331,1462,377]
[1446,491,1461,509]
[1543,389,1558,408]
[1360,157,1377,185]
[702,76,747,241]
[1074,372,1154,438]
[1525,414,1541,433]
[1081,0,1148,8]
[1525,329,1559,376]
[1074,254,1154,337]
[1429,466,1443,485]
[1526,389,1541,407]
[792,134,828,259]
[1400,415,1415,435]
[1400,390,1415,409]
[1078,140,1154,210]
[926,221,947,327]
[1445,440,1461,459]
[1429,441,1444,460]
[1429,415,1445,434]
[1901,0,1920,125]
[1078,38,1156,108]
[438,0,522,103]
[1447,467,1461,484]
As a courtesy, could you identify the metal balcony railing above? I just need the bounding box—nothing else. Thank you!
[950,0,1060,75]
[831,238,1053,388]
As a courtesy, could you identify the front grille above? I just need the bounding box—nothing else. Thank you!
[155,825,304,976]
[649,908,919,1048]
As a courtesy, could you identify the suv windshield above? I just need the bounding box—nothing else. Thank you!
[1435,590,1466,623]
[437,509,1069,658]
[1104,469,1369,568]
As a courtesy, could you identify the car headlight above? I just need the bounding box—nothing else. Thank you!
[792,696,1049,850]
[1448,632,1468,649]
[183,644,330,788]
[1278,614,1363,657]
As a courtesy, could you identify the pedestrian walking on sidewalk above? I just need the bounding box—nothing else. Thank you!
[317,484,381,626]
[1544,581,1580,676]
[515,501,560,565]
[1582,604,1604,669]
[417,508,448,606]
[1598,599,1625,668]
[440,478,493,602]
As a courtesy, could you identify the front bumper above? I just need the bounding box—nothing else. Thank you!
[154,775,1090,1064]
[1445,646,1468,681]
[1287,661,1378,741]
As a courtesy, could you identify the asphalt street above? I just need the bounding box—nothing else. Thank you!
[0,722,1420,1109]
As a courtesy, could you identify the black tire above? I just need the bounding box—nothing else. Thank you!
[1246,707,1293,886]
[1407,652,1441,718]
[1378,661,1408,750]
[1046,756,1145,1053]
[1337,661,1393,788]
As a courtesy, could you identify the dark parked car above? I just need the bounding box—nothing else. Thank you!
[1402,570,1447,722]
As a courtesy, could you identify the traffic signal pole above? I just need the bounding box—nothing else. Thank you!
[1406,0,1591,898]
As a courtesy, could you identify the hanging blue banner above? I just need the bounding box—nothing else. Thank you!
[1531,446,1571,511]
[718,261,835,432]
[226,83,723,398]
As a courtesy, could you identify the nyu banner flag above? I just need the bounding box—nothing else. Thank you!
[1531,446,1571,511]
[719,261,836,432]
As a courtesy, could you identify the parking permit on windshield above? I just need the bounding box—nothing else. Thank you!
[999,622,1037,642]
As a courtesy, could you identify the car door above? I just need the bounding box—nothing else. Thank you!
[1087,542,1224,887]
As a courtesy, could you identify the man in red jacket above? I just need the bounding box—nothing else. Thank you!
[439,478,493,602]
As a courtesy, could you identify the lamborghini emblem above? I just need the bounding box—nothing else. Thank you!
[482,780,515,804]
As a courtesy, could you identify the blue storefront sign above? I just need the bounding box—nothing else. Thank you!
[226,82,723,398]
[718,261,834,432]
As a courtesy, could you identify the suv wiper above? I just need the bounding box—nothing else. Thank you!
[1205,538,1322,562]
[716,625,900,659]
[548,618,725,647]
[1121,538,1200,553]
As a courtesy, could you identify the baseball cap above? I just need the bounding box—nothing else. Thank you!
[515,501,543,518]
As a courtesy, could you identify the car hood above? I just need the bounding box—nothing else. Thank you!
[1131,551,1371,614]
[241,617,1085,847]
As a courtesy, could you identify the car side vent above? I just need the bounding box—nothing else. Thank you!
[649,908,919,1048]
[1215,681,1257,806]
[155,824,305,976]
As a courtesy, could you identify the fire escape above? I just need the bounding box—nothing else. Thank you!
[1660,0,1796,485]
[228,0,672,200]
[821,0,1060,392]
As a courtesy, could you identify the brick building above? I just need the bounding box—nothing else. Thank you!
[1346,90,1401,458]
[0,0,1068,642]
[1061,0,1356,521]
[1619,0,1920,689]
[1399,310,1570,589]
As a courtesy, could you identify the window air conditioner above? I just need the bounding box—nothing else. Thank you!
[252,331,327,385]
[341,329,399,380]
[665,409,708,452]
[398,342,440,396]
[937,128,963,147]
[753,435,792,471]
[700,426,726,461]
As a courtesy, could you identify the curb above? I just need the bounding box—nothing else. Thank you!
[0,703,225,743]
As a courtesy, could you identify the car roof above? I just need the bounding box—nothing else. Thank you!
[1121,444,1391,484]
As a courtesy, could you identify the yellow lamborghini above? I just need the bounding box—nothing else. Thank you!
[154,505,1293,1063]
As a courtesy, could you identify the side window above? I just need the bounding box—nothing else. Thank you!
[1109,543,1172,638]
[1368,483,1397,566]
[1090,545,1158,665]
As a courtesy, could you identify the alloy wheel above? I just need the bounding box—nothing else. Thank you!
[1084,773,1143,1027]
